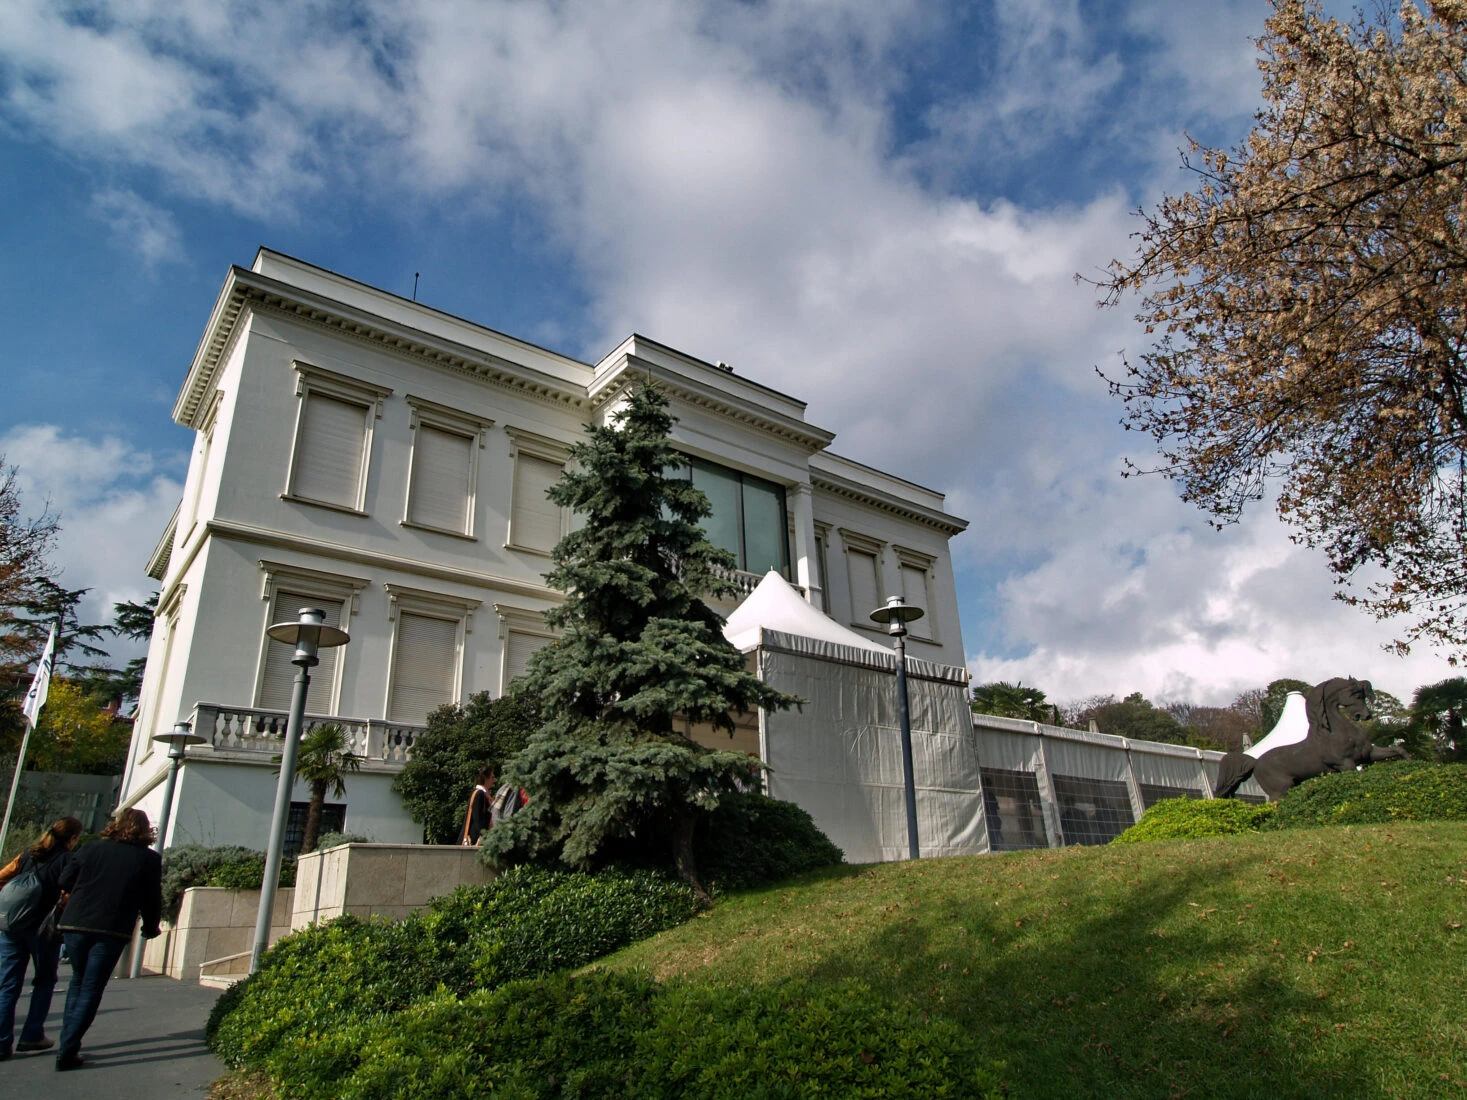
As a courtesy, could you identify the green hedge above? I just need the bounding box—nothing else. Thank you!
[161,845,298,922]
[1272,760,1467,828]
[262,971,1004,1100]
[209,866,700,1070]
[1113,797,1276,844]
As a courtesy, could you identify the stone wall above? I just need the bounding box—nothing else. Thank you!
[140,885,294,982]
[292,842,491,929]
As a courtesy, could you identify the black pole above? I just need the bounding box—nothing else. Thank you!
[894,629,919,859]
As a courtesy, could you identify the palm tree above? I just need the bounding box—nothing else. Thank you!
[1409,678,1467,762]
[274,723,362,854]
[971,681,1051,723]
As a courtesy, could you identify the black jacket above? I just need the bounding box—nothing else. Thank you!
[463,786,492,844]
[58,839,163,940]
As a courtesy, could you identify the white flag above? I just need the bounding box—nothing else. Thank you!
[21,625,56,728]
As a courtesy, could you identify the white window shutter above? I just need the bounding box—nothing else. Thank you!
[848,549,881,625]
[900,564,933,639]
[504,630,549,686]
[293,394,368,507]
[409,425,472,532]
[259,593,344,713]
[512,454,563,552]
[389,612,458,725]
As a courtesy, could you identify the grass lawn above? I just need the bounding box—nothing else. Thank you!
[599,822,1467,1099]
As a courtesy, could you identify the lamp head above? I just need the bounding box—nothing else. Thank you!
[267,607,350,662]
[153,721,206,760]
[870,596,924,637]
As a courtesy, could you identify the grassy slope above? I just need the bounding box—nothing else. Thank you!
[601,823,1467,1099]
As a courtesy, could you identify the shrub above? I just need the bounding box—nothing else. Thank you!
[271,971,1003,1100]
[161,846,296,922]
[1113,797,1276,844]
[210,866,700,1071]
[1272,760,1467,828]
[314,831,370,851]
[583,792,844,891]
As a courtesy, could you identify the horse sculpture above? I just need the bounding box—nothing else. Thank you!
[1214,677,1410,801]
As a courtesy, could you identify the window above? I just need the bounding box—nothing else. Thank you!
[384,586,480,725]
[1140,783,1202,809]
[184,390,222,537]
[495,603,555,692]
[840,530,884,628]
[506,427,570,555]
[678,458,790,576]
[896,548,936,642]
[1050,774,1136,845]
[814,527,832,613]
[404,397,492,537]
[980,768,1049,851]
[255,562,369,716]
[284,802,346,858]
[284,362,391,513]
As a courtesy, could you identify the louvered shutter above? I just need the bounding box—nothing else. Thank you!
[504,630,549,686]
[293,393,368,507]
[901,564,933,639]
[389,612,458,724]
[512,454,563,552]
[847,549,881,624]
[409,425,472,532]
[258,593,344,713]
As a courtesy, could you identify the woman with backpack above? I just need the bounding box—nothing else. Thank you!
[53,807,163,1071]
[0,816,83,1060]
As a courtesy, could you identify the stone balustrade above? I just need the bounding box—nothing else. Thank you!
[187,703,427,766]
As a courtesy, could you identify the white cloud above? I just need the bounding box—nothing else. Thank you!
[3,0,1458,709]
[0,424,183,657]
[89,187,183,267]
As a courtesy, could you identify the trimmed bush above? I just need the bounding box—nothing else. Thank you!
[314,831,371,851]
[210,866,700,1071]
[1113,797,1276,844]
[266,971,1004,1099]
[1272,760,1467,828]
[161,845,297,922]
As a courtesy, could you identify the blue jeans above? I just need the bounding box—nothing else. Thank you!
[0,927,61,1047]
[58,933,127,1058]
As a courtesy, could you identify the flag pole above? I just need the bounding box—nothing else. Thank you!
[0,625,57,859]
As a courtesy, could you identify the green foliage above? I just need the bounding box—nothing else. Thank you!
[1074,692,1194,746]
[1113,797,1276,844]
[1407,677,1467,762]
[1272,760,1467,828]
[161,845,297,922]
[276,722,361,854]
[25,679,131,774]
[314,831,370,850]
[487,380,797,890]
[971,680,1051,722]
[392,691,538,844]
[270,971,1003,1100]
[209,866,700,1073]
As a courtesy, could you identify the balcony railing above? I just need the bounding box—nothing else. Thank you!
[187,703,427,765]
[713,567,804,601]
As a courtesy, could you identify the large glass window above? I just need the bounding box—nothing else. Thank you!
[1050,774,1135,845]
[980,768,1049,851]
[681,458,789,576]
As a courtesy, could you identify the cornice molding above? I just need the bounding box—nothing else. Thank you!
[813,471,969,535]
[175,268,592,429]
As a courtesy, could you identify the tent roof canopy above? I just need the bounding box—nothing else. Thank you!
[723,571,890,654]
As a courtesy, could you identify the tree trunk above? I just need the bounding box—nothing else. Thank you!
[670,807,710,905]
[302,781,326,854]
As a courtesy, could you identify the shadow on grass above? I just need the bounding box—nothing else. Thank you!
[797,852,1386,1100]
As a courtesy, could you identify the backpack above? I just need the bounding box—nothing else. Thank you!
[490,783,524,825]
[0,857,44,933]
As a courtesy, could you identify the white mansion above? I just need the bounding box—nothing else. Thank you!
[118,249,969,849]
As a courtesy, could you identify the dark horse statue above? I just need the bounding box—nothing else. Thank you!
[1214,677,1410,801]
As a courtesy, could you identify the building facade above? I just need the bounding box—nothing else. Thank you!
[118,249,969,849]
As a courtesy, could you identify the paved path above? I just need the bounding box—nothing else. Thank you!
[4,973,225,1097]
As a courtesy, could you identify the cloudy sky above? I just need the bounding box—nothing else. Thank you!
[0,0,1455,707]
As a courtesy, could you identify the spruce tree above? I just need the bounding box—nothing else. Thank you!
[482,381,797,896]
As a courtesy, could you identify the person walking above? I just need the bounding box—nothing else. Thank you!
[53,808,163,1071]
[0,817,83,1060]
[460,768,494,846]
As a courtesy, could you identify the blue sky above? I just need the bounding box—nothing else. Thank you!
[1,0,1454,706]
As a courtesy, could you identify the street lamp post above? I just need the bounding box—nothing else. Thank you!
[250,608,349,974]
[129,720,207,978]
[871,596,925,860]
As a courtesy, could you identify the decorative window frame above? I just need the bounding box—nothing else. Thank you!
[893,545,939,644]
[281,361,393,516]
[382,584,482,721]
[136,583,185,767]
[504,425,572,556]
[182,389,224,543]
[401,395,494,539]
[813,520,833,614]
[838,528,887,632]
[494,602,557,693]
[253,561,370,715]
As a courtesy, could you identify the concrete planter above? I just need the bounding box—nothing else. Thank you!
[292,842,492,929]
[139,885,294,982]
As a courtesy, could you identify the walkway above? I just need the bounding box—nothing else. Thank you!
[4,972,225,1097]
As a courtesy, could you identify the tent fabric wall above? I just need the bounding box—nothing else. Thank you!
[758,631,983,863]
